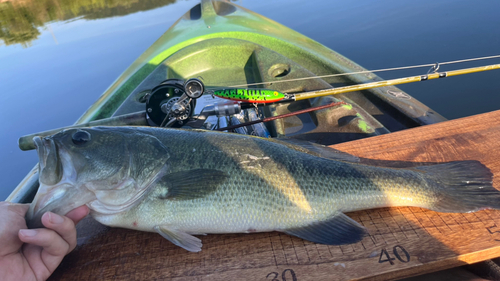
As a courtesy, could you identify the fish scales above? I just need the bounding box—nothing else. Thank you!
[98,129,433,230]
[26,126,500,252]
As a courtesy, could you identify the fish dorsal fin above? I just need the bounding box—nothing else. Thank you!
[154,225,202,252]
[283,212,367,245]
[274,138,360,163]
[159,169,228,200]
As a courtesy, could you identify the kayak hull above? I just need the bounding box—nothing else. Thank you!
[9,0,445,203]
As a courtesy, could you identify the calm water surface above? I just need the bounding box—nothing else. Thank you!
[1,0,500,200]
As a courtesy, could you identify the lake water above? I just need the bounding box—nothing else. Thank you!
[1,0,500,200]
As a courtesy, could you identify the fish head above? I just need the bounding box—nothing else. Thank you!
[26,127,170,228]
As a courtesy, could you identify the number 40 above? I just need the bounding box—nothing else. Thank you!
[378,245,410,265]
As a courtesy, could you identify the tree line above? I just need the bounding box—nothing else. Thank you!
[0,0,176,47]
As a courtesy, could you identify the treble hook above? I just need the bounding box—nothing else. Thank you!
[205,89,215,99]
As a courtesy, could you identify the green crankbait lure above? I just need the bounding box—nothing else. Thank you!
[213,88,285,103]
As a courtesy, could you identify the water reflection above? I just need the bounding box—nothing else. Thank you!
[0,0,177,47]
[0,0,197,201]
[1,0,499,202]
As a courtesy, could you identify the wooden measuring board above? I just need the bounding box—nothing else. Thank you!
[49,110,500,281]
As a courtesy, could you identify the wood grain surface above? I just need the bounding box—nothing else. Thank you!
[50,110,500,281]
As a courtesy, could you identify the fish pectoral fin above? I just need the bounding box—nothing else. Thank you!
[282,213,367,245]
[159,169,228,200]
[154,225,202,252]
[274,137,360,163]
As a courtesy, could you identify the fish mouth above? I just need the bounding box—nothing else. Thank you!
[34,136,63,186]
[26,136,95,228]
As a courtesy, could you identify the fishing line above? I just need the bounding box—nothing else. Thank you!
[227,54,500,88]
[215,60,500,131]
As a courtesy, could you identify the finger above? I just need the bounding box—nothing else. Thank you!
[19,228,70,265]
[40,212,78,253]
[21,243,52,281]
[65,205,90,225]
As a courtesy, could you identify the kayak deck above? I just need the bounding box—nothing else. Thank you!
[48,109,500,281]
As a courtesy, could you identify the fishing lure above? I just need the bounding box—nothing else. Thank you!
[213,88,285,103]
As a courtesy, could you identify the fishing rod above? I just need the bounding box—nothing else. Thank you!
[209,63,500,131]
[18,62,500,150]
[216,101,347,131]
[293,63,500,101]
[212,63,500,105]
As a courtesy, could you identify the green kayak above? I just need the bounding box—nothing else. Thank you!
[9,0,445,203]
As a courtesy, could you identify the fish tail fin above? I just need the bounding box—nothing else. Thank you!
[417,160,500,213]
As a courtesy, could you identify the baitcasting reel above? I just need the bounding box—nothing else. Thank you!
[145,78,242,129]
[145,78,203,127]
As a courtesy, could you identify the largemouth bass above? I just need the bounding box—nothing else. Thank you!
[26,127,500,252]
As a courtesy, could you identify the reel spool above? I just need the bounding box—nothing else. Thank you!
[145,79,197,127]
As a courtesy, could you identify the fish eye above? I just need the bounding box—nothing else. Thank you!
[72,130,91,145]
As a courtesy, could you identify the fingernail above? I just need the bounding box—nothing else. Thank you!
[48,212,64,224]
[20,229,38,237]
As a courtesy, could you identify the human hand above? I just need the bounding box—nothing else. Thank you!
[0,201,89,281]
